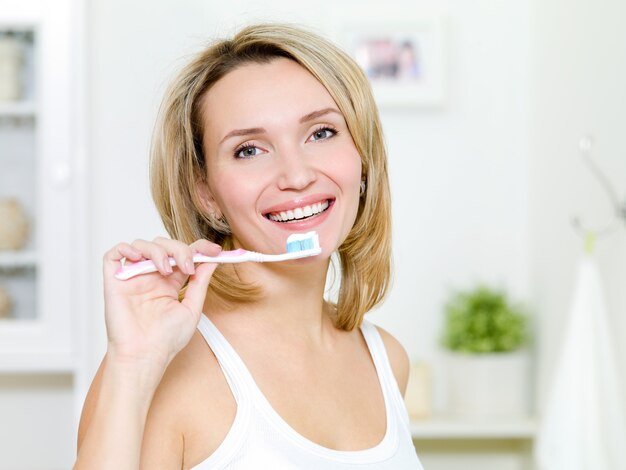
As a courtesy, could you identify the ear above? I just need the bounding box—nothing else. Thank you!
[196,180,223,219]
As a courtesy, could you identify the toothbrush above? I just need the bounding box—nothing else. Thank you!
[114,231,322,281]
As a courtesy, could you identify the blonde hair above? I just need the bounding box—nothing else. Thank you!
[150,23,392,330]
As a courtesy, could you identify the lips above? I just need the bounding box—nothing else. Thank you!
[262,196,335,224]
[267,200,330,223]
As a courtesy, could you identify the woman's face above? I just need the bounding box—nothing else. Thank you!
[200,58,362,258]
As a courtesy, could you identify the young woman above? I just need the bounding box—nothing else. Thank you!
[75,23,423,469]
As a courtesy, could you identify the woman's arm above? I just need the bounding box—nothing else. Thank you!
[75,354,165,469]
[74,237,220,468]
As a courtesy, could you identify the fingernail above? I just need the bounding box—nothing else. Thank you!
[164,259,173,274]
[185,259,195,275]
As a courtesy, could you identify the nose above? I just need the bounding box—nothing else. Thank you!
[275,150,317,191]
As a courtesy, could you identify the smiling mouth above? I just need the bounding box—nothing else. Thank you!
[265,199,332,223]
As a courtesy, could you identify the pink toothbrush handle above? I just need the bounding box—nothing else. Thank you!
[114,249,248,280]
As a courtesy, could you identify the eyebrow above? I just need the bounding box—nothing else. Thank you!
[299,107,341,124]
[218,107,342,145]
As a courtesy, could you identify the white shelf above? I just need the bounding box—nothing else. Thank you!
[0,349,74,374]
[0,319,74,372]
[410,416,537,439]
[0,100,37,117]
[0,250,37,268]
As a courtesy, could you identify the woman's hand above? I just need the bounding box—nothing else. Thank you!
[102,237,221,376]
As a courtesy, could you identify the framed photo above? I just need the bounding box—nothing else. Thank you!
[338,16,446,109]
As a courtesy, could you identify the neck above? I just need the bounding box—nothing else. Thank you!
[206,259,337,345]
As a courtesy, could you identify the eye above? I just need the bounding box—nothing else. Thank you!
[234,143,263,159]
[309,126,337,142]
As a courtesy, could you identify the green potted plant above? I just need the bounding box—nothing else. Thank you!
[441,285,531,418]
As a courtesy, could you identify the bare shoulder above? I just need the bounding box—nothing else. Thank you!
[372,324,411,396]
[141,328,236,468]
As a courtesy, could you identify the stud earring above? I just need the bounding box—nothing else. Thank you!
[360,179,367,196]
[207,210,230,234]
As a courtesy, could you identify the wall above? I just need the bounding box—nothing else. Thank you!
[4,0,625,468]
[0,374,75,469]
[82,0,626,466]
[81,1,531,469]
[85,0,531,412]
[529,0,626,412]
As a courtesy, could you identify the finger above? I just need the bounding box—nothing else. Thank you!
[103,243,143,276]
[152,236,197,275]
[104,242,142,262]
[130,239,172,275]
[190,239,222,257]
[181,262,218,315]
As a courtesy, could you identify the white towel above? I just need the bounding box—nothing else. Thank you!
[535,255,626,470]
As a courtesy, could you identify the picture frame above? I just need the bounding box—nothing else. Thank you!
[336,16,446,109]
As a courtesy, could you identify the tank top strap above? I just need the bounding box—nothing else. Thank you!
[196,314,256,402]
[359,319,410,425]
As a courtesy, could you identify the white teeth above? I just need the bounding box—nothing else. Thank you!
[268,200,330,222]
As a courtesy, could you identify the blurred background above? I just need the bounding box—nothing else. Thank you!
[0,0,625,469]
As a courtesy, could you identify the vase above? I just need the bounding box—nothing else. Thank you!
[405,361,432,420]
[0,286,13,318]
[0,33,24,101]
[0,198,30,250]
[444,350,531,419]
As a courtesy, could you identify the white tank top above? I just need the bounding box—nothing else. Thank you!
[191,314,424,469]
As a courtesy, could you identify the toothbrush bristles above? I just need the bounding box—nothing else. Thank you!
[285,231,320,253]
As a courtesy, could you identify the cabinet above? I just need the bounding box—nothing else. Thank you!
[0,3,77,372]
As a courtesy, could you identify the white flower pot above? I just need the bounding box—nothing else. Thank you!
[444,350,531,418]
